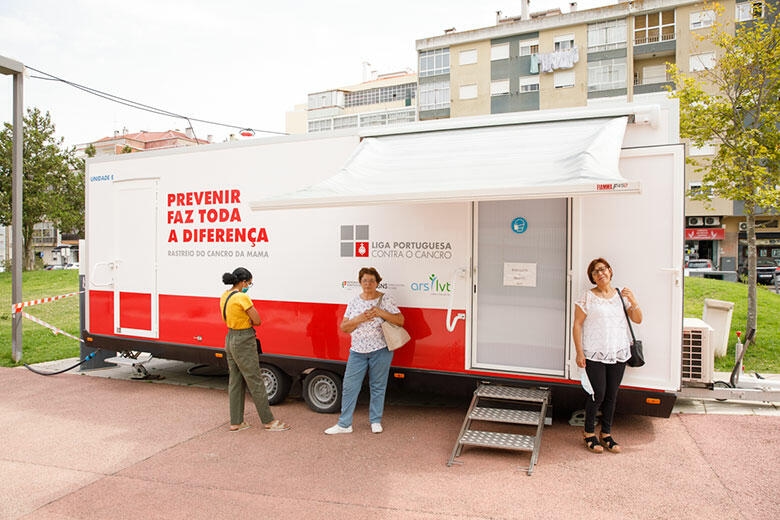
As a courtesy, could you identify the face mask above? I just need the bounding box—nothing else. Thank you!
[241,286,250,293]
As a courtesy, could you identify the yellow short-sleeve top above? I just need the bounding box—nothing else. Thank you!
[219,290,254,330]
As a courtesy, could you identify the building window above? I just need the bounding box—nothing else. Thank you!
[689,142,716,156]
[634,10,676,45]
[459,49,478,65]
[308,119,333,133]
[519,39,539,56]
[459,84,478,100]
[554,34,575,51]
[690,52,716,71]
[637,64,668,85]
[419,80,450,110]
[491,43,510,61]
[690,10,716,30]
[420,48,450,77]
[688,181,713,198]
[308,91,345,110]
[736,1,765,21]
[588,58,626,91]
[490,79,510,96]
[332,115,359,130]
[518,76,540,92]
[344,83,416,108]
[554,70,576,89]
[588,19,627,52]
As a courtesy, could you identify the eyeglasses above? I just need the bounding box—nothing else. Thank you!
[591,267,609,275]
[245,282,253,287]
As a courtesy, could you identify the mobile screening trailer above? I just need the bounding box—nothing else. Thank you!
[83,98,684,417]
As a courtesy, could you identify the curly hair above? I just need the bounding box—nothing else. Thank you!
[221,267,253,285]
[358,267,382,284]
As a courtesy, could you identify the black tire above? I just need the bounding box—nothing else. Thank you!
[713,380,731,402]
[260,363,292,405]
[302,369,342,413]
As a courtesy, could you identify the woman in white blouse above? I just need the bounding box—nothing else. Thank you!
[324,267,405,435]
[573,258,642,453]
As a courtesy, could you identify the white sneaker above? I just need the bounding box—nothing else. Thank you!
[371,423,383,434]
[324,424,352,435]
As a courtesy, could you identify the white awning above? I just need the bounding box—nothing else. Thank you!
[250,116,639,210]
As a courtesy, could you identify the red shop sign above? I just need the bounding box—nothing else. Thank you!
[685,228,725,240]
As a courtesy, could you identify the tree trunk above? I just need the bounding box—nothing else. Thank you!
[745,206,757,336]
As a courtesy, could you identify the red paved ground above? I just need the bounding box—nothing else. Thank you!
[1,367,778,519]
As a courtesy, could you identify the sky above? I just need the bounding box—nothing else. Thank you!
[0,0,613,147]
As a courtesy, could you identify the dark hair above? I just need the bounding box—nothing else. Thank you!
[222,267,253,285]
[586,258,612,284]
[358,267,382,284]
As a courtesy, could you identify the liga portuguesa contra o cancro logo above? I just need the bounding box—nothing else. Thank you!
[340,224,370,257]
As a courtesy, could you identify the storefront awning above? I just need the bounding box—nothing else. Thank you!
[250,116,639,210]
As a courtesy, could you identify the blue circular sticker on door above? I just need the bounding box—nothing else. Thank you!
[511,217,528,234]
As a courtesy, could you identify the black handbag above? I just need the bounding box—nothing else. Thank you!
[617,289,645,367]
[223,291,262,355]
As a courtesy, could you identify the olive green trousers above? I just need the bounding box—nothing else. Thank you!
[225,328,274,425]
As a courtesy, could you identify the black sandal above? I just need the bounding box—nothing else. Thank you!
[600,435,621,453]
[584,435,603,453]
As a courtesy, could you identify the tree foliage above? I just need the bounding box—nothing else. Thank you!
[0,107,85,270]
[668,1,780,335]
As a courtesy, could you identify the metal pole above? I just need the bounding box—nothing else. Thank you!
[11,69,23,361]
[1,55,25,362]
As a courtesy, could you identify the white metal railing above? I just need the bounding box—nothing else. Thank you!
[634,32,676,46]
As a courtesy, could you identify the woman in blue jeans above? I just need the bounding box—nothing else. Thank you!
[325,267,405,435]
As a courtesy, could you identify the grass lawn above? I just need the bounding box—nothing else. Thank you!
[0,270,82,367]
[1,271,779,373]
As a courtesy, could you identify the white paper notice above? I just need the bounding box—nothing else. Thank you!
[503,262,537,287]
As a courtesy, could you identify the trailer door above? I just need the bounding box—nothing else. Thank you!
[113,179,159,338]
[473,198,567,375]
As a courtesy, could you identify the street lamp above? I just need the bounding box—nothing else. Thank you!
[1,55,25,362]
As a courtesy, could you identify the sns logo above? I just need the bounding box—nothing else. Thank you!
[410,274,451,293]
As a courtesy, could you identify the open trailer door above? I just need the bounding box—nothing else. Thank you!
[573,144,685,392]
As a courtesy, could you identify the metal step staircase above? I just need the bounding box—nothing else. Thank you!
[447,384,550,475]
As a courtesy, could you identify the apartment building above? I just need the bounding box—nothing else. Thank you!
[286,69,418,134]
[415,0,777,271]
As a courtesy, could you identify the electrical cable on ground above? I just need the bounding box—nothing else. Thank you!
[24,350,100,376]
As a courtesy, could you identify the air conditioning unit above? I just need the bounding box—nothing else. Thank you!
[682,318,714,385]
[739,222,747,231]
[687,217,704,227]
[704,216,720,226]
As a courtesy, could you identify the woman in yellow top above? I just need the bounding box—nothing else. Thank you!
[220,267,290,432]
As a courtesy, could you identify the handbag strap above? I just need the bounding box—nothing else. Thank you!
[222,290,238,322]
[615,288,636,341]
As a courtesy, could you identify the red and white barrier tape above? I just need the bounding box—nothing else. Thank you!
[11,291,83,314]
[21,312,83,343]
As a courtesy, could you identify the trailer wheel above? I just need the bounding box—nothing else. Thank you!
[302,370,342,414]
[260,363,292,405]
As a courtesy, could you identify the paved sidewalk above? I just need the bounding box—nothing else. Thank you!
[2,359,779,519]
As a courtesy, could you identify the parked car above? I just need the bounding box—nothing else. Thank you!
[738,258,777,284]
[684,259,713,276]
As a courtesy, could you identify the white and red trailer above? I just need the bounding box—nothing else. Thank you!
[83,97,685,416]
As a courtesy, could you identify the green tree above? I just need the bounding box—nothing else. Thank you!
[0,107,85,270]
[669,2,780,337]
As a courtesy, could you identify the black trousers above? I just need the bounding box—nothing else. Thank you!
[584,359,626,434]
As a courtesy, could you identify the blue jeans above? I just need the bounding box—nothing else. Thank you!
[338,347,394,427]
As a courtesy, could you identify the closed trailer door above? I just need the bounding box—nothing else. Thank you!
[473,198,567,375]
[113,179,159,338]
